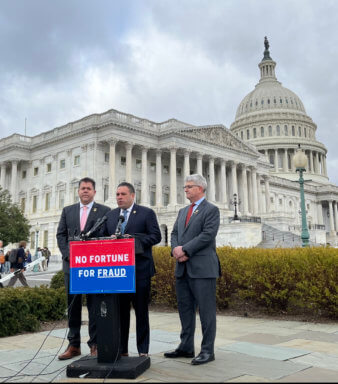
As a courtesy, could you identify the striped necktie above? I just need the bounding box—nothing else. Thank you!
[121,209,128,234]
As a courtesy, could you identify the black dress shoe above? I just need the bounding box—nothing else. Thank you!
[164,349,195,358]
[191,352,215,365]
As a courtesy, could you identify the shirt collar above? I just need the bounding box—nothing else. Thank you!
[120,203,134,214]
[193,197,205,207]
[80,201,94,209]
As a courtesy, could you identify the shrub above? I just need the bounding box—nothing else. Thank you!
[151,246,338,319]
[50,270,65,290]
[0,287,67,337]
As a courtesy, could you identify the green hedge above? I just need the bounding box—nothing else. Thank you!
[49,246,338,319]
[0,286,66,337]
[152,246,338,318]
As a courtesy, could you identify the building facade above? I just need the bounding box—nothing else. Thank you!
[1,39,337,254]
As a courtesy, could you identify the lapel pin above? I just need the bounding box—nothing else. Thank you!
[133,210,136,214]
[93,208,97,212]
[194,210,199,214]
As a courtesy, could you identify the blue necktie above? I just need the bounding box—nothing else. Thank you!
[121,209,128,234]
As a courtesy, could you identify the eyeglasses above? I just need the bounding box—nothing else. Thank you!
[183,185,199,189]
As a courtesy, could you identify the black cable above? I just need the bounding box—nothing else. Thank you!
[1,293,77,382]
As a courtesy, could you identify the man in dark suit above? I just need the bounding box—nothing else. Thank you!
[103,182,161,357]
[164,174,220,365]
[56,177,110,360]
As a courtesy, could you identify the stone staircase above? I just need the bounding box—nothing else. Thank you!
[257,223,317,248]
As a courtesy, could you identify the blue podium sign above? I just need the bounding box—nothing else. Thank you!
[69,238,135,294]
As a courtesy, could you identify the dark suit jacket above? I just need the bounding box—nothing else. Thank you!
[103,204,161,280]
[171,199,220,279]
[56,202,111,274]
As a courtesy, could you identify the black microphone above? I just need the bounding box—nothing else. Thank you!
[115,215,125,237]
[84,216,108,238]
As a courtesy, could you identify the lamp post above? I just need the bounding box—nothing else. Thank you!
[230,193,241,221]
[293,145,310,247]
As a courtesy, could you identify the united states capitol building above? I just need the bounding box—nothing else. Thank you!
[1,39,337,254]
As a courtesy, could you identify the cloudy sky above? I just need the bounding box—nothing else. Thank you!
[1,0,337,184]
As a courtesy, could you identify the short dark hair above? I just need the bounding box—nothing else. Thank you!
[117,182,135,194]
[79,177,96,190]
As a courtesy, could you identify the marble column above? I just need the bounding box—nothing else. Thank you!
[169,147,177,206]
[197,153,203,175]
[240,165,248,214]
[0,163,6,189]
[265,177,271,213]
[274,149,278,172]
[251,167,258,214]
[283,149,288,172]
[220,159,228,208]
[11,160,18,203]
[334,201,338,231]
[125,143,133,183]
[256,174,262,213]
[314,152,319,174]
[291,149,296,172]
[231,161,238,197]
[317,202,323,225]
[108,140,117,200]
[329,200,335,234]
[141,146,149,205]
[208,156,215,202]
[156,150,162,207]
[309,150,314,173]
[183,150,190,179]
[323,155,328,176]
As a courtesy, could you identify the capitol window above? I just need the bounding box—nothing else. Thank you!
[136,159,142,170]
[241,131,244,139]
[268,126,272,136]
[298,126,301,136]
[22,170,26,179]
[304,127,307,137]
[276,125,280,136]
[292,126,295,136]
[247,130,250,139]
[163,165,169,174]
[261,126,264,137]
[60,159,65,169]
[120,156,126,166]
[150,162,156,172]
[32,195,38,213]
[34,167,39,176]
[74,155,80,166]
[253,128,257,138]
[46,163,52,173]
[104,153,109,162]
[284,125,288,136]
[45,192,51,211]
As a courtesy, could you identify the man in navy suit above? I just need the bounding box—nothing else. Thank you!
[103,182,161,356]
[164,174,220,365]
[56,177,110,360]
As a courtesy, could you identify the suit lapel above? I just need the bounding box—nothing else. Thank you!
[184,199,207,231]
[125,204,137,233]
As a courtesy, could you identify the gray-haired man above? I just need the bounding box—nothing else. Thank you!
[164,174,220,365]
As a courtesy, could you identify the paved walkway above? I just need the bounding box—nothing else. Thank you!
[0,309,337,382]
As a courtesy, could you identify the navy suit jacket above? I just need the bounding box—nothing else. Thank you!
[56,201,111,274]
[103,204,161,280]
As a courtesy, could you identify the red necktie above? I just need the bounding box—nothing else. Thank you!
[185,203,195,227]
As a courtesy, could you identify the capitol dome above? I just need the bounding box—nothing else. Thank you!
[230,37,328,184]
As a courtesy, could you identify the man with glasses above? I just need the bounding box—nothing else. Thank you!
[164,174,220,365]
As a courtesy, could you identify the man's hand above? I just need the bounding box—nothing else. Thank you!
[178,255,189,263]
[173,246,185,259]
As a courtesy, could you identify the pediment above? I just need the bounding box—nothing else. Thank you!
[178,125,259,156]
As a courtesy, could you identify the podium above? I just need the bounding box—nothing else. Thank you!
[66,238,150,379]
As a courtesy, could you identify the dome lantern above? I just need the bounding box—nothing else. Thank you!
[258,36,277,82]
